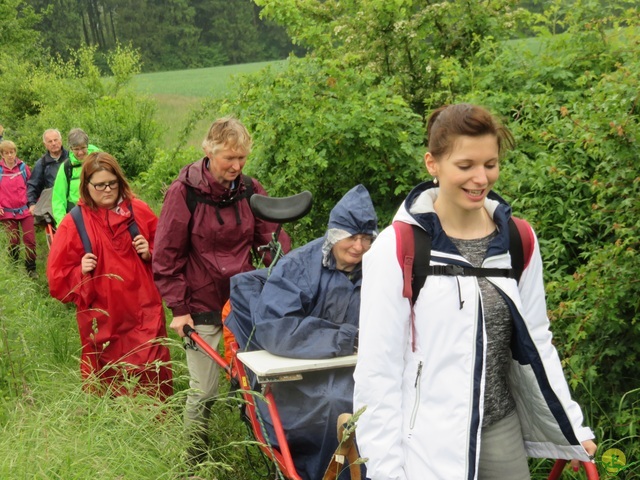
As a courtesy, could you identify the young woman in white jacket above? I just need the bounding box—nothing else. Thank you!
[353,103,597,480]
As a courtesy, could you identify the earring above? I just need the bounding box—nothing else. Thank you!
[433,177,439,185]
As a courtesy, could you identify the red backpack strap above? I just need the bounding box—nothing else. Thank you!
[393,221,415,302]
[393,221,419,352]
[511,216,535,271]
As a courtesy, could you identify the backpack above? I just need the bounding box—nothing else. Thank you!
[69,204,141,254]
[63,159,83,212]
[185,174,254,224]
[393,216,535,306]
[393,217,535,352]
[0,162,27,185]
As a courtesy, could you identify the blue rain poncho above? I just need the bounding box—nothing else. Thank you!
[251,185,377,480]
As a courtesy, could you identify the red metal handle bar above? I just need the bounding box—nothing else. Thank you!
[548,459,599,480]
[183,324,231,375]
[185,329,303,479]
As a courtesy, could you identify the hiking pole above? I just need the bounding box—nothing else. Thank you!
[547,459,599,480]
[183,324,232,376]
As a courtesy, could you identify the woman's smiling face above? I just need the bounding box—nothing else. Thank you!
[425,134,500,213]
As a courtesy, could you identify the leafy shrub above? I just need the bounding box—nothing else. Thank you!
[0,45,160,179]
[133,146,202,204]
[219,57,425,243]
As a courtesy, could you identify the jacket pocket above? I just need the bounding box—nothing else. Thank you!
[409,360,424,430]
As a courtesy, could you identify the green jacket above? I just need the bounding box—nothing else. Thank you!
[51,144,100,226]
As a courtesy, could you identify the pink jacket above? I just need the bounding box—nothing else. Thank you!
[0,159,31,221]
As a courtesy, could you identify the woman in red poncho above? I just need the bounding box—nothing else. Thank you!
[47,151,172,399]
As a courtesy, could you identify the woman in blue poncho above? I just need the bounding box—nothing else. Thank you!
[253,184,378,480]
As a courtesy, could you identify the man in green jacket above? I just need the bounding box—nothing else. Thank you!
[51,128,100,226]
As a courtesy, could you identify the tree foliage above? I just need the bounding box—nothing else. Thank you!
[25,0,300,72]
[0,0,41,57]
[228,58,425,243]
[256,0,532,117]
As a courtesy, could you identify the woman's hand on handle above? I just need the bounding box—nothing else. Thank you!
[81,253,98,274]
[571,439,597,471]
[170,314,194,337]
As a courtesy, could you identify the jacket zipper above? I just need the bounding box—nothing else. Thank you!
[465,282,482,479]
[410,361,423,429]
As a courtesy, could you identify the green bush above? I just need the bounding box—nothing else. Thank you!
[133,146,202,204]
[0,45,161,179]
[220,57,425,243]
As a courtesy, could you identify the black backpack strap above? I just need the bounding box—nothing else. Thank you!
[185,185,197,215]
[127,201,141,239]
[70,206,92,254]
[422,218,526,282]
[64,159,73,194]
[508,217,524,283]
[426,264,517,279]
[241,174,254,199]
[186,185,224,224]
[64,159,83,211]
[185,175,256,224]
[411,225,431,305]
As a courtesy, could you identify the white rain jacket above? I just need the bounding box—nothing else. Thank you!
[353,182,594,480]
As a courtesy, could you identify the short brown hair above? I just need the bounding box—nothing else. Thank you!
[80,152,134,209]
[426,103,515,160]
[202,116,252,157]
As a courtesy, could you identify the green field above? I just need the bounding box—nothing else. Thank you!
[134,60,284,148]
[133,60,284,97]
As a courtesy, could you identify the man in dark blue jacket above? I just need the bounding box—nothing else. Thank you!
[27,129,69,216]
[252,184,377,480]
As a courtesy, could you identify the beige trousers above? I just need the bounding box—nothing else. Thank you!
[184,324,223,440]
[478,411,531,480]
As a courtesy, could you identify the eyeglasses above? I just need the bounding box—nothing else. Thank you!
[71,145,88,152]
[89,180,119,191]
[345,234,374,247]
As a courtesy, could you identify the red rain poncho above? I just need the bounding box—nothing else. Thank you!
[47,197,172,399]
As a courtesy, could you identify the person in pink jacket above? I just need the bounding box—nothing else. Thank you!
[0,140,37,278]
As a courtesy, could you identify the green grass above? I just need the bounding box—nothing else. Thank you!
[133,60,284,97]
[0,231,264,479]
[133,60,285,149]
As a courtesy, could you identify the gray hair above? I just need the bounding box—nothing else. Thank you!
[68,128,89,148]
[42,129,62,142]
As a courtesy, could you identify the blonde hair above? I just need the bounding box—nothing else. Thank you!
[0,140,17,154]
[202,116,252,157]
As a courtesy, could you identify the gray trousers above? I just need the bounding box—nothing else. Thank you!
[478,411,531,480]
[184,324,223,442]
